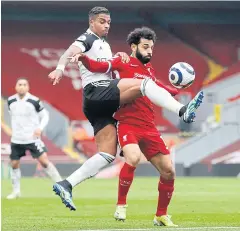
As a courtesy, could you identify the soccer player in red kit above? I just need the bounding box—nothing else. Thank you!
[70,27,179,226]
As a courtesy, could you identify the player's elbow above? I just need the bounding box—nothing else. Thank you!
[67,45,82,57]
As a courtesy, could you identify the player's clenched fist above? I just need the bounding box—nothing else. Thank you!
[48,69,63,85]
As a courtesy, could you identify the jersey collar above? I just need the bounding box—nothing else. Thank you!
[87,28,100,39]
[87,28,107,42]
[130,57,153,70]
[16,92,30,101]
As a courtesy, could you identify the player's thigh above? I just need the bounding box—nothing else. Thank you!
[117,79,143,105]
[10,143,26,162]
[83,79,120,119]
[139,132,170,161]
[150,153,175,180]
[117,123,141,166]
[27,140,47,160]
[95,121,117,155]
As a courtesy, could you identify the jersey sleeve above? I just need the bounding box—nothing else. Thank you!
[71,33,98,53]
[36,100,45,112]
[80,55,123,73]
[7,97,17,112]
[108,56,125,71]
[27,98,45,112]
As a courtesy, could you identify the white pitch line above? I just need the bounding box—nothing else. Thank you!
[53,227,240,231]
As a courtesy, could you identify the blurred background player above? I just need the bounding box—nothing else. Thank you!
[70,27,179,226]
[6,78,62,199]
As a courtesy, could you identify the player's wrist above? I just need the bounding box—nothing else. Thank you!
[56,64,65,73]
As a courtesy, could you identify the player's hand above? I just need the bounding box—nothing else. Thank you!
[68,53,86,63]
[48,69,64,85]
[34,128,42,138]
[115,52,130,63]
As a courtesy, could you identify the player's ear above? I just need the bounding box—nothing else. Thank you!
[89,16,95,26]
[131,43,137,52]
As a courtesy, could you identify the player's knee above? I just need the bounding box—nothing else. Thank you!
[95,125,117,155]
[125,151,141,167]
[38,153,49,168]
[40,162,48,168]
[11,160,20,169]
[162,166,175,180]
[98,138,117,156]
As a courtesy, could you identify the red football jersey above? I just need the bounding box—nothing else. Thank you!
[110,56,158,127]
[80,55,178,127]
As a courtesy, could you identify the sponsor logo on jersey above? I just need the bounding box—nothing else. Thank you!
[134,73,151,79]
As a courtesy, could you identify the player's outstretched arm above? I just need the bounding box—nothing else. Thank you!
[57,45,82,71]
[48,45,82,85]
[69,54,123,73]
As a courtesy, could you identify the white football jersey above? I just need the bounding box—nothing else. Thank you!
[8,93,49,144]
[71,28,113,88]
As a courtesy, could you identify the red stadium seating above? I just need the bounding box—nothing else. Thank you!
[169,24,240,67]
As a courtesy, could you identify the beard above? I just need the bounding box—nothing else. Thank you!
[136,47,151,64]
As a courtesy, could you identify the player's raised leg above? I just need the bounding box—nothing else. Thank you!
[117,78,204,123]
[150,154,178,227]
[7,160,21,199]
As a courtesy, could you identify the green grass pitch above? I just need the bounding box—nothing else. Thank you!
[2,177,240,231]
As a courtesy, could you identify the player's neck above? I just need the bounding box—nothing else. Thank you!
[89,28,103,39]
[18,93,27,99]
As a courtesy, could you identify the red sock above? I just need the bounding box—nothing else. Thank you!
[117,162,136,205]
[156,176,175,216]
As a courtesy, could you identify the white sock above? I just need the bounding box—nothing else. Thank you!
[67,152,115,187]
[141,78,184,115]
[10,168,21,193]
[44,162,62,182]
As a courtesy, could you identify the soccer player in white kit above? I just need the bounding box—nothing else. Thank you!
[48,7,203,210]
[6,78,62,199]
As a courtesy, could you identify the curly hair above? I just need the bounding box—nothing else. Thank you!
[127,27,157,46]
[89,6,110,18]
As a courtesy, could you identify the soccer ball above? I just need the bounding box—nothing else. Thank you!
[169,62,195,89]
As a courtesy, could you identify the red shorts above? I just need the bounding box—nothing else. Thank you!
[117,123,170,161]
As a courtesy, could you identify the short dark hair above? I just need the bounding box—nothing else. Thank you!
[16,78,29,84]
[89,6,110,18]
[127,27,157,46]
